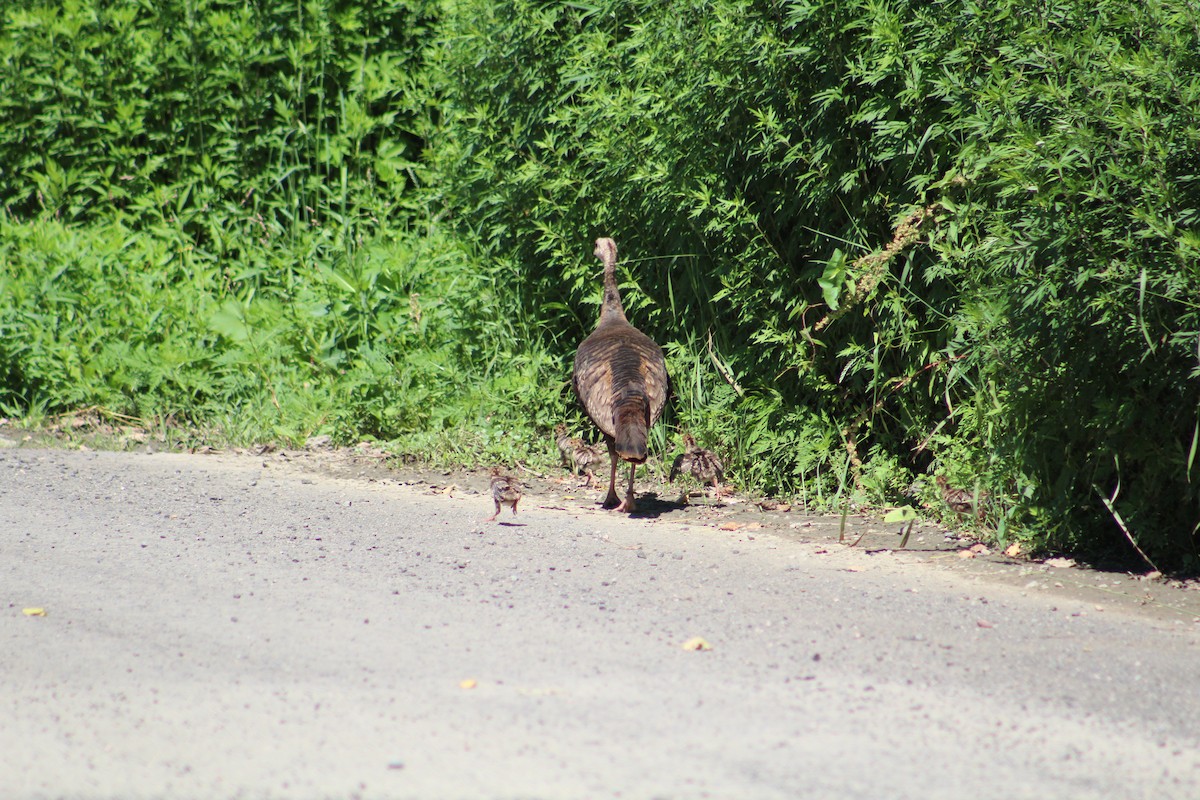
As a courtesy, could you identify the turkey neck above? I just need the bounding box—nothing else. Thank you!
[597,244,627,326]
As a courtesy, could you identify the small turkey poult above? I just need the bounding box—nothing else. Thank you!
[572,237,670,513]
[554,423,576,469]
[935,475,989,520]
[669,432,725,500]
[554,423,600,487]
[484,467,521,522]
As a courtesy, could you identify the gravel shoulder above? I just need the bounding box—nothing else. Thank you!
[254,434,1200,628]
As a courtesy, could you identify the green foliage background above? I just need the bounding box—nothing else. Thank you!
[2,0,1199,567]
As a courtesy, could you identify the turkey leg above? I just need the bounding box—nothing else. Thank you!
[613,462,638,513]
[602,439,621,508]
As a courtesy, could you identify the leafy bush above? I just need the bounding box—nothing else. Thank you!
[911,0,1200,563]
[0,0,435,233]
[0,212,562,457]
[433,0,1200,566]
[0,0,567,461]
[3,0,1199,566]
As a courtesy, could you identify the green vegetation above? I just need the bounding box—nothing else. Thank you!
[0,0,557,461]
[2,0,1199,567]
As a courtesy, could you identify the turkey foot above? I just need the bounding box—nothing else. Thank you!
[611,463,638,513]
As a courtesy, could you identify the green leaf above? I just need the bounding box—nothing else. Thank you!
[883,505,919,523]
[818,249,848,311]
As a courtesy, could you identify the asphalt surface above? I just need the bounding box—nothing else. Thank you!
[3,445,1200,799]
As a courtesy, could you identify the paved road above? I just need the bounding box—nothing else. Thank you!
[3,447,1199,799]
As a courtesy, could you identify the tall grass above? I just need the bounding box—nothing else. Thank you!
[2,0,1199,566]
[432,0,1200,566]
[0,0,562,461]
[0,211,561,455]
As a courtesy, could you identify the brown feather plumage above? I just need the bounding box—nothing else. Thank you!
[554,423,600,486]
[935,475,988,519]
[669,433,725,498]
[554,423,576,468]
[485,467,521,522]
[572,238,669,512]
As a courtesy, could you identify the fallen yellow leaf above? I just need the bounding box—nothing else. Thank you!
[681,637,712,651]
[459,679,477,689]
[22,607,46,616]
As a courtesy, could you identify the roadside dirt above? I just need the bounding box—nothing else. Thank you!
[3,414,1198,630]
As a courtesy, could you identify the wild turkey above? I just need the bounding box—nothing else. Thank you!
[669,432,725,499]
[935,475,988,519]
[554,423,575,468]
[554,423,600,487]
[484,467,522,522]
[572,237,670,512]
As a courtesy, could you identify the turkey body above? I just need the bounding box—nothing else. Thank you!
[485,467,521,522]
[572,237,669,512]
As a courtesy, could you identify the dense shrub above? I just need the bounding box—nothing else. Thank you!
[432,0,1200,566]
[2,0,1198,566]
[0,0,435,234]
[0,214,555,452]
[0,0,560,457]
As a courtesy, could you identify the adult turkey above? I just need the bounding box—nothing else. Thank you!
[572,237,670,513]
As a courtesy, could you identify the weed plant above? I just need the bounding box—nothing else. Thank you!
[433,0,1200,566]
[0,0,563,465]
[2,0,1199,566]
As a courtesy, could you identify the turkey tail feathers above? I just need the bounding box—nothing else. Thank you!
[613,389,650,462]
